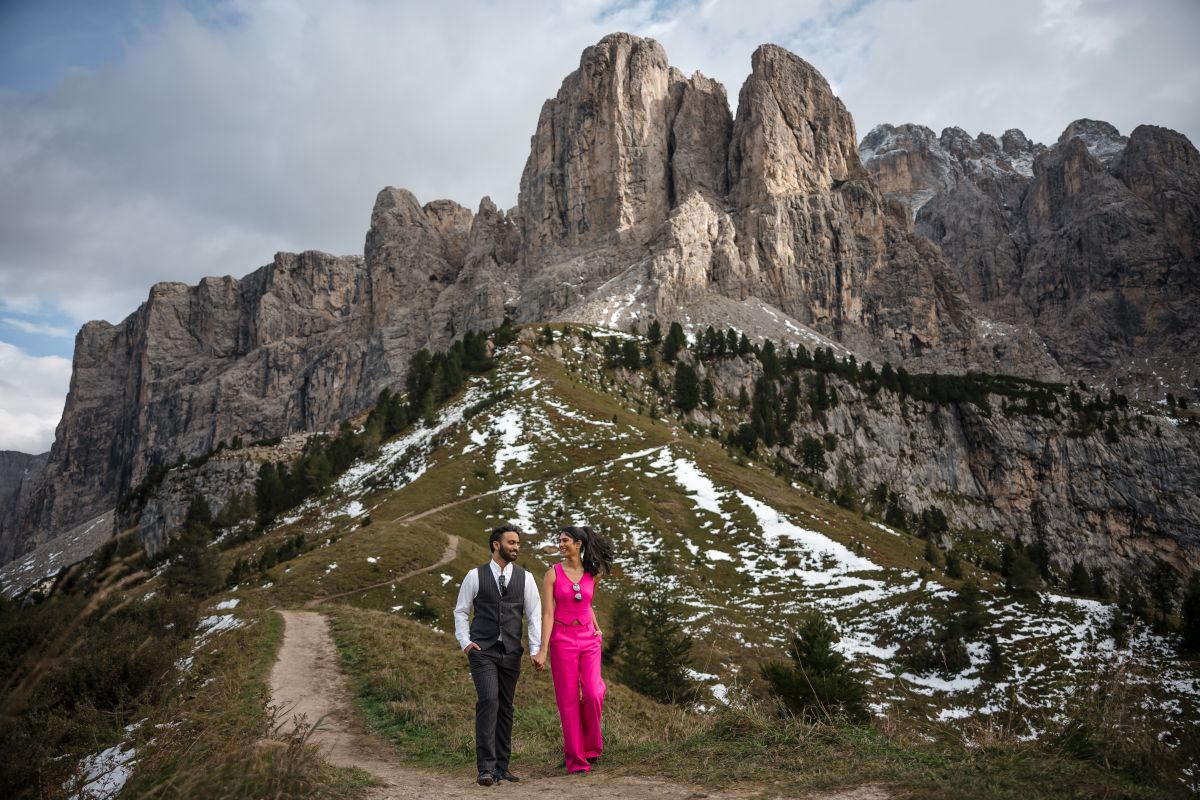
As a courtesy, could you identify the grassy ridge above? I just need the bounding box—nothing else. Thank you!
[118,598,377,799]
[4,329,1192,799]
[323,602,1173,799]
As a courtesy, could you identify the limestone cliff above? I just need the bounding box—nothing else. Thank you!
[2,33,1197,589]
[861,119,1200,398]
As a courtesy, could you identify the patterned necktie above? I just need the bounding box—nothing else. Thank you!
[498,572,507,596]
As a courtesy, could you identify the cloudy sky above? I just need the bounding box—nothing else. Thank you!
[2,0,1198,453]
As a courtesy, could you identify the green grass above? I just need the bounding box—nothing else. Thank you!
[120,597,379,799]
[323,599,1178,799]
[5,329,1194,799]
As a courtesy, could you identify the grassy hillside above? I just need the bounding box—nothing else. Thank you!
[2,326,1196,799]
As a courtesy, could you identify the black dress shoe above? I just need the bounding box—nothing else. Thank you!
[477,771,496,786]
[493,769,520,782]
[587,756,600,765]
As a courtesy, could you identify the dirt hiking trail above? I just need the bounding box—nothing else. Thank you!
[269,608,891,799]
[302,535,461,608]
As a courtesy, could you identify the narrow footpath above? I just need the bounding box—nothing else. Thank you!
[269,550,892,798]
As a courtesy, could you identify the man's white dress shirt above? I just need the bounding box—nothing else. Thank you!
[453,560,542,655]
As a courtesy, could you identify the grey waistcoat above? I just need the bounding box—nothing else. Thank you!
[469,563,526,653]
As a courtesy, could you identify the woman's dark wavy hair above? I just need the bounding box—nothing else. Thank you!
[560,525,614,577]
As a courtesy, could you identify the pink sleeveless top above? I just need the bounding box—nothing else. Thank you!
[553,562,595,625]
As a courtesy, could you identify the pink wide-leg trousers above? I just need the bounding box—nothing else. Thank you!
[549,621,605,773]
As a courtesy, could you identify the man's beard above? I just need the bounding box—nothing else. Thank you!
[499,548,517,563]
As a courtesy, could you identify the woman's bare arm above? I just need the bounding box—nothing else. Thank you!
[533,568,556,667]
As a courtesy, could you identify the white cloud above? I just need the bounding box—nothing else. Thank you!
[0,342,71,453]
[826,0,1200,146]
[2,0,1195,328]
[2,317,73,338]
[0,0,1197,450]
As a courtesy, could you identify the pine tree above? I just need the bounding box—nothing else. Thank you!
[621,339,642,370]
[663,322,686,363]
[704,326,722,358]
[1068,561,1092,596]
[1004,543,1042,597]
[614,581,697,705]
[163,508,222,598]
[807,372,830,414]
[760,613,868,721]
[945,550,964,579]
[750,376,779,445]
[1180,573,1200,653]
[702,377,716,409]
[880,362,897,392]
[299,449,332,495]
[493,316,518,347]
[759,339,782,380]
[185,494,213,529]
[463,329,493,372]
[1149,560,1179,623]
[405,349,435,413]
[255,462,286,525]
[1090,566,1110,600]
[731,423,757,454]
[884,491,907,530]
[800,435,826,474]
[955,579,987,635]
[833,458,857,510]
[985,633,1005,676]
[672,362,701,413]
[647,319,662,345]
[918,507,949,539]
[1028,536,1053,582]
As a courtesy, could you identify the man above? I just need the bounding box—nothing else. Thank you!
[453,523,543,786]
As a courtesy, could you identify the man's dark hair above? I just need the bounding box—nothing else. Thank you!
[489,524,521,552]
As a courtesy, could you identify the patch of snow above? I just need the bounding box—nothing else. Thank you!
[194,614,243,648]
[661,454,727,517]
[898,671,982,694]
[492,408,533,473]
[67,741,138,800]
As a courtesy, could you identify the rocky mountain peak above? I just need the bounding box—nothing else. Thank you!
[1057,118,1127,165]
[668,69,733,204]
[1026,135,1109,227]
[857,123,959,215]
[517,32,675,255]
[728,44,866,207]
[1113,124,1200,260]
[1001,128,1034,156]
[4,32,1198,591]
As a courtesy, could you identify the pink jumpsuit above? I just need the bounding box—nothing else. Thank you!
[549,562,605,773]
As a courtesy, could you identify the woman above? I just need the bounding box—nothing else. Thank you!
[531,525,614,774]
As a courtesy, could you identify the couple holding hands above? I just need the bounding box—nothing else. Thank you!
[452,523,614,786]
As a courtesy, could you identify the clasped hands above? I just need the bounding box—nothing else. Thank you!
[463,636,603,673]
